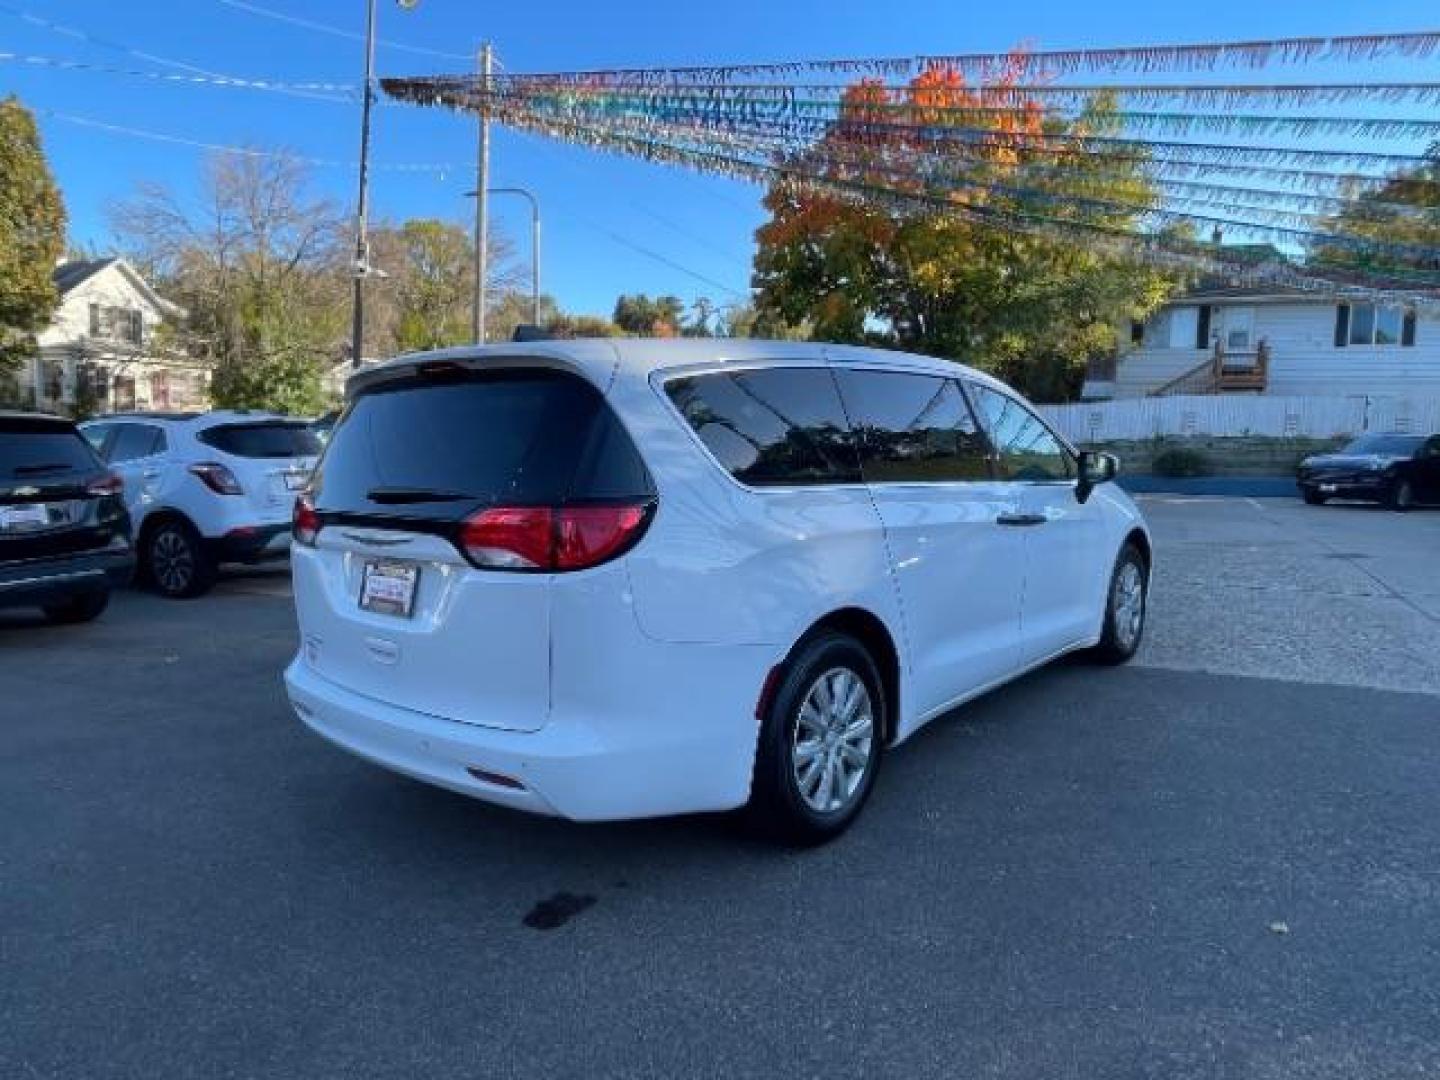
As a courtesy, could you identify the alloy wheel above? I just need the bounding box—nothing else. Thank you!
[152,529,195,594]
[792,667,874,815]
[1113,561,1146,651]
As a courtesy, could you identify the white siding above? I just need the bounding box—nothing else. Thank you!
[1111,300,1440,399]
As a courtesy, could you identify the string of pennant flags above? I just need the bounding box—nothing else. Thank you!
[381,29,1440,300]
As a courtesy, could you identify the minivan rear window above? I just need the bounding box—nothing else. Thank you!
[312,368,651,519]
[198,422,322,459]
[664,367,860,486]
[0,418,100,480]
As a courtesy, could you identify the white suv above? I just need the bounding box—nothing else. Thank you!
[81,411,321,598]
[285,341,1151,842]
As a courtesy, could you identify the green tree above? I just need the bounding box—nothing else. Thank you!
[543,313,622,338]
[110,152,345,414]
[613,293,685,336]
[1309,143,1440,281]
[0,97,67,382]
[752,62,1179,401]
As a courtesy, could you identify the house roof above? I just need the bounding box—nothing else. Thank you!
[51,256,184,318]
[52,258,117,295]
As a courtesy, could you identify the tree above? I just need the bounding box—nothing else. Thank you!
[543,313,622,338]
[613,293,685,336]
[1310,143,1440,281]
[0,97,66,384]
[110,151,346,414]
[751,56,1180,401]
[367,218,522,353]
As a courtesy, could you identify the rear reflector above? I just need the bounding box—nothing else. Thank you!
[459,502,653,572]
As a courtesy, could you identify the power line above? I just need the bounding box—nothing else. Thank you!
[0,0,349,103]
[0,51,357,97]
[216,0,472,62]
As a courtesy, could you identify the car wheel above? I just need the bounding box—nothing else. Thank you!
[748,632,885,845]
[145,519,216,599]
[42,589,110,624]
[1389,479,1415,512]
[1088,543,1148,666]
[1301,489,1327,506]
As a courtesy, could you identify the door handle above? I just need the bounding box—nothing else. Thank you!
[996,513,1047,527]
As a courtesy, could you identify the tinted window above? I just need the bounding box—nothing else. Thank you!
[968,384,1074,482]
[80,423,112,454]
[1341,434,1424,457]
[836,371,990,483]
[198,422,321,459]
[665,367,860,486]
[314,369,650,519]
[108,423,166,463]
[0,418,100,480]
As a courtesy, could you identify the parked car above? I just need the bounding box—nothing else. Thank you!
[1297,433,1440,510]
[1,412,133,623]
[80,411,322,598]
[284,341,1152,843]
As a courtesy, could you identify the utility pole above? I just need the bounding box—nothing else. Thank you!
[473,41,493,345]
[350,0,379,368]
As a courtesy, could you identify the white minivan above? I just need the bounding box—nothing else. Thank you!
[285,340,1151,842]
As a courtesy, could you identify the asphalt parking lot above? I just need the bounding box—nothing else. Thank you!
[4,497,1439,1079]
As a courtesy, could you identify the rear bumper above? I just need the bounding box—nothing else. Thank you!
[0,546,133,610]
[283,648,768,822]
[207,524,290,563]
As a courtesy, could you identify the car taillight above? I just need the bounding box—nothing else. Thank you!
[292,493,321,547]
[189,462,243,495]
[459,503,653,572]
[86,472,124,496]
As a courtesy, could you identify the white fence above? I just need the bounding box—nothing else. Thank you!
[1038,394,1440,443]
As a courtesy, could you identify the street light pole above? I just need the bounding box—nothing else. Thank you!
[350,0,379,368]
[473,42,493,345]
[468,186,541,328]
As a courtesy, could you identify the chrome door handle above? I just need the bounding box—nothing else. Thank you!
[996,513,1047,527]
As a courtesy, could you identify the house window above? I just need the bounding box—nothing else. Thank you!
[1129,320,1145,346]
[1336,303,1416,347]
[89,303,102,336]
[125,310,144,345]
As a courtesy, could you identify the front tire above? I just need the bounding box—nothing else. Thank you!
[144,519,216,599]
[1088,543,1148,665]
[748,632,885,845]
[1389,478,1415,512]
[42,590,110,624]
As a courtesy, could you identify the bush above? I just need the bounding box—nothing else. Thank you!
[1151,446,1211,478]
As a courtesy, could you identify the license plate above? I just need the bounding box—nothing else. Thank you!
[283,471,309,492]
[1320,484,1338,494]
[0,503,49,531]
[360,561,419,617]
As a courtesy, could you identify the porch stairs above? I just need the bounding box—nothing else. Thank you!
[1150,341,1270,396]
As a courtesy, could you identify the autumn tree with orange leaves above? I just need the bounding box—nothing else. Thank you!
[752,52,1179,401]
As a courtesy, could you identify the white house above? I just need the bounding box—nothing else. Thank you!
[16,257,211,414]
[1086,285,1440,401]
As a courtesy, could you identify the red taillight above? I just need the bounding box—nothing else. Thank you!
[189,462,243,495]
[459,503,652,572]
[86,472,124,496]
[292,493,321,547]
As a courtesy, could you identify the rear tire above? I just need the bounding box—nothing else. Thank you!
[1087,543,1148,666]
[144,518,216,599]
[1389,479,1415,513]
[747,632,885,846]
[42,590,110,624]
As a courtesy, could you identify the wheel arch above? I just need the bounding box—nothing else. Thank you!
[787,607,902,746]
[1124,526,1152,577]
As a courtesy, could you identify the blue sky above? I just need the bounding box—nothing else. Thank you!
[5,0,1439,319]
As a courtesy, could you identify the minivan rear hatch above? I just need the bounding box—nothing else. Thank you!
[298,365,653,732]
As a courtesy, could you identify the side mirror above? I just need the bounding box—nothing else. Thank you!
[1076,451,1120,504]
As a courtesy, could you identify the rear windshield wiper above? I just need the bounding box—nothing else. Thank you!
[366,486,475,505]
[11,463,76,476]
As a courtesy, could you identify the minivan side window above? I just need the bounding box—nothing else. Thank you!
[835,370,990,483]
[665,367,861,486]
[967,384,1074,482]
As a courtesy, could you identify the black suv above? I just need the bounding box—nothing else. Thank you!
[0,412,134,623]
